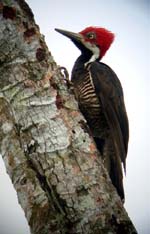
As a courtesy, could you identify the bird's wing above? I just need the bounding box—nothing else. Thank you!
[90,62,129,171]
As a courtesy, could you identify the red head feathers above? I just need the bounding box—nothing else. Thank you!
[79,26,115,59]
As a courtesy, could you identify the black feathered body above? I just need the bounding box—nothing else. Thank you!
[71,55,129,201]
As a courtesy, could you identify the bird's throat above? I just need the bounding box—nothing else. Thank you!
[72,52,99,73]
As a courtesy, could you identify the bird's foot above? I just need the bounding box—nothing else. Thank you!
[58,66,73,89]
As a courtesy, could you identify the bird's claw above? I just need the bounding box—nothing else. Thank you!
[59,66,73,89]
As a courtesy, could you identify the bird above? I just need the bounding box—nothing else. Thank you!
[55,26,129,202]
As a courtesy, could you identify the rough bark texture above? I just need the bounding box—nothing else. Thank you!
[0,1,137,234]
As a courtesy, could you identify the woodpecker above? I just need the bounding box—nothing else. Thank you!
[55,27,129,201]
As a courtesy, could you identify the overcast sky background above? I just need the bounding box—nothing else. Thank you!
[0,0,149,234]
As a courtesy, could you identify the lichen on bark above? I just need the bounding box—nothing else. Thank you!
[0,0,137,234]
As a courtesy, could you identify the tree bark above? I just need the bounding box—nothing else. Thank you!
[0,1,137,233]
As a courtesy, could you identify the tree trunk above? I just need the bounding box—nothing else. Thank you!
[0,1,137,233]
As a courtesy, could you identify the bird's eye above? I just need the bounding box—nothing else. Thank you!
[86,32,95,39]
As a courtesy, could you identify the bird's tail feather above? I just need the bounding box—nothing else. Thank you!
[94,136,125,201]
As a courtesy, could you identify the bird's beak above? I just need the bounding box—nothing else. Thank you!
[55,28,83,42]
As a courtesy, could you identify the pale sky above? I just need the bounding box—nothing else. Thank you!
[0,1,149,234]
